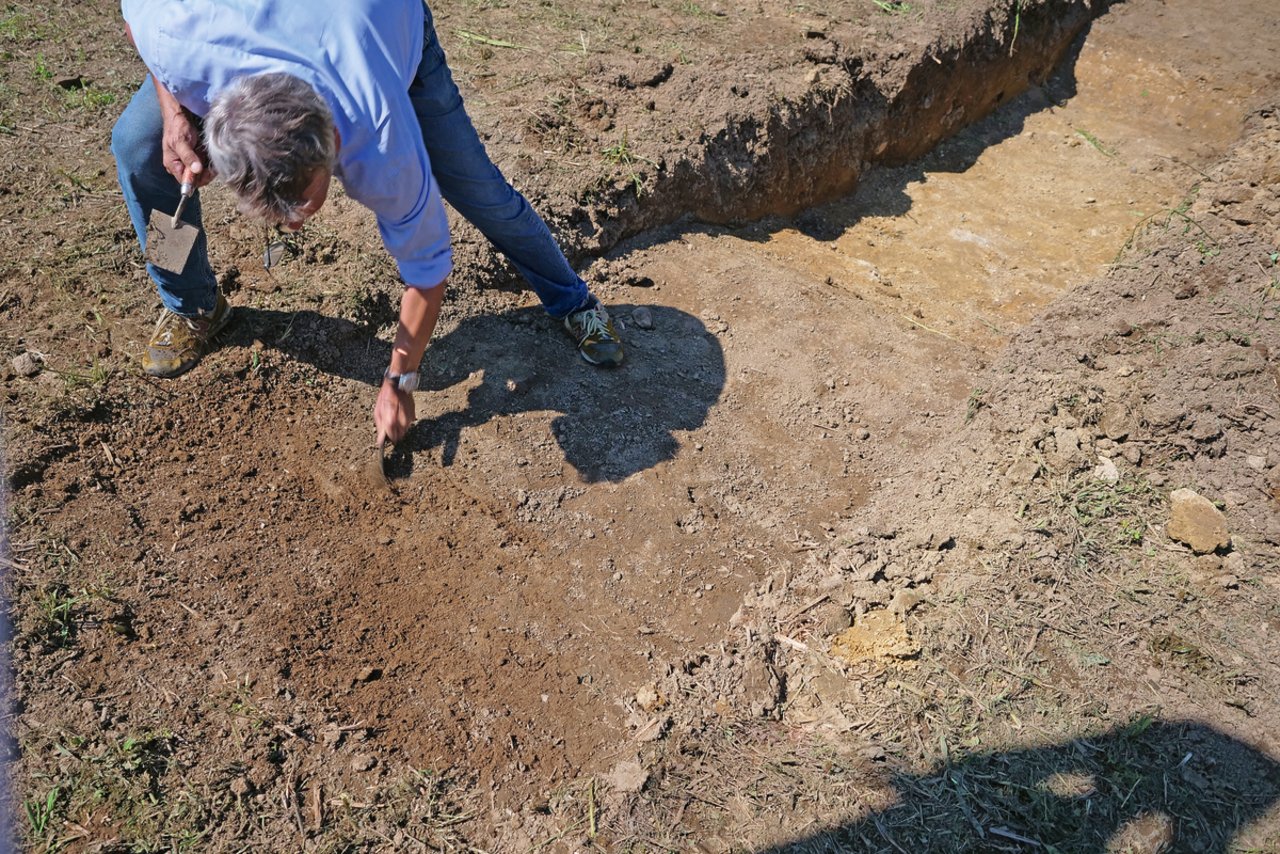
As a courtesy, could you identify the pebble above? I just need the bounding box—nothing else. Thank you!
[1092,457,1120,484]
[505,374,533,394]
[631,306,654,330]
[1167,488,1231,554]
[12,352,42,377]
[635,683,664,712]
[350,755,376,772]
[606,760,649,793]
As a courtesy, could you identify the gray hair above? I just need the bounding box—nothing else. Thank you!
[204,72,336,224]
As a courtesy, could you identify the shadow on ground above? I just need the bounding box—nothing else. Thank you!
[756,721,1280,853]
[226,303,725,484]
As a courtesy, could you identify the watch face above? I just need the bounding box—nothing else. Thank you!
[399,372,419,393]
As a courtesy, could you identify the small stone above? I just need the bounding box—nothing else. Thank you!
[505,374,533,394]
[1092,456,1120,484]
[356,666,381,683]
[350,755,376,773]
[1098,404,1135,441]
[606,760,648,793]
[1167,488,1231,554]
[632,306,654,330]
[856,428,871,441]
[320,725,343,748]
[12,352,42,377]
[1246,455,1267,472]
[230,776,253,797]
[635,683,664,713]
[1223,552,1246,575]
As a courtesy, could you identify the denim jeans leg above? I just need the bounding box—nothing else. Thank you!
[409,8,589,319]
[112,77,217,316]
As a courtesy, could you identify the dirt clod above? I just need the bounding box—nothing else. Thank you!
[1167,488,1232,554]
[829,609,919,665]
[11,352,42,377]
[606,760,648,794]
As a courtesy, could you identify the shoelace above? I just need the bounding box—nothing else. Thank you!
[573,306,611,340]
[152,308,211,342]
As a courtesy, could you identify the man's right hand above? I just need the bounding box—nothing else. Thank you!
[374,381,416,445]
[152,77,214,188]
[161,109,212,187]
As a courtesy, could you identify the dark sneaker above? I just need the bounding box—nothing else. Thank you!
[142,293,233,378]
[563,297,624,367]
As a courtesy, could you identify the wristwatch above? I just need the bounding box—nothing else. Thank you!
[384,368,419,393]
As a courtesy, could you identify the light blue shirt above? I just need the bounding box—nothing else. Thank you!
[123,0,451,288]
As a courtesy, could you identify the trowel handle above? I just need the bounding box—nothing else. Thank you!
[171,180,194,228]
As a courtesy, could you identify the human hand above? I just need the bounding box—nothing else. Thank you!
[374,381,416,445]
[160,108,214,189]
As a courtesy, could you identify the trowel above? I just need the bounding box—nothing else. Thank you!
[144,180,198,274]
[368,436,393,492]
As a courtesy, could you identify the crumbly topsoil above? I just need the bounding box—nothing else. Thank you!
[2,0,1279,851]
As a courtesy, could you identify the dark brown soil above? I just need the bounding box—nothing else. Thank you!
[3,0,1279,851]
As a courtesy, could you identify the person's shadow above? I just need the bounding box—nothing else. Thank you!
[755,720,1280,853]
[224,302,725,483]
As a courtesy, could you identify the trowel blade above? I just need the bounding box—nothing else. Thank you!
[368,437,393,492]
[145,209,199,275]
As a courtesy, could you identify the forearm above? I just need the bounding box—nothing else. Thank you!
[150,74,187,122]
[390,282,446,374]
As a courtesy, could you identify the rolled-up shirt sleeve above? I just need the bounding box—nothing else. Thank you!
[342,149,452,291]
[334,115,452,289]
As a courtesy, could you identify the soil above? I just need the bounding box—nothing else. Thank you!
[2,0,1279,851]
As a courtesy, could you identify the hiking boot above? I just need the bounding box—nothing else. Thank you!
[141,293,233,378]
[563,297,624,367]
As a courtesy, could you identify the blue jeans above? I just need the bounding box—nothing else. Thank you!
[112,5,590,319]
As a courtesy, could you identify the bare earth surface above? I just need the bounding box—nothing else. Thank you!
[2,0,1279,851]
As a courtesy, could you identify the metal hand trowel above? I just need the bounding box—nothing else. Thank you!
[368,437,393,492]
[145,181,198,274]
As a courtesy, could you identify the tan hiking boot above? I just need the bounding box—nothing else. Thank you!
[563,297,624,367]
[141,293,233,378]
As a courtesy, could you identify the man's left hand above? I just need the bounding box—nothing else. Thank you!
[374,381,415,445]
